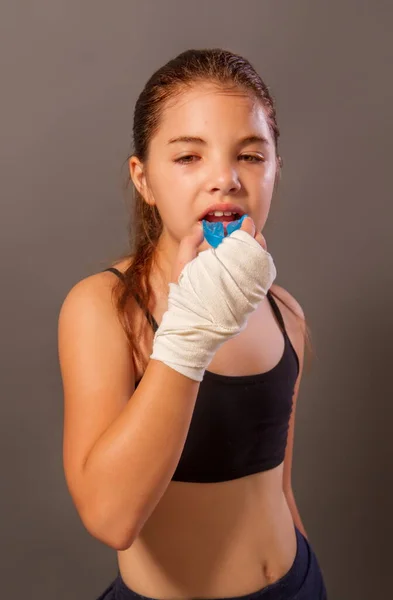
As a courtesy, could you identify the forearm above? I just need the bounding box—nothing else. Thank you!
[81,359,200,550]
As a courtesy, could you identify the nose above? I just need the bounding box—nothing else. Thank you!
[207,163,241,195]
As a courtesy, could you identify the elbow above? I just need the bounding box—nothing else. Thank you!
[81,501,138,551]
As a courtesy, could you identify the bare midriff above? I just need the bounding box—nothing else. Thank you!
[117,466,297,599]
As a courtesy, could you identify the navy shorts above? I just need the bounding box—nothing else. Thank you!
[96,526,328,600]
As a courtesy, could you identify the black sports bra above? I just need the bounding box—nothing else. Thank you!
[103,266,300,483]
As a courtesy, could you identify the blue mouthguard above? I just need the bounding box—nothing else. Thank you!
[201,213,248,248]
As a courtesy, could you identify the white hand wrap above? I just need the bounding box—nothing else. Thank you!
[149,229,277,382]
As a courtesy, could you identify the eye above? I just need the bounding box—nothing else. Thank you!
[240,154,264,163]
[174,154,264,165]
[174,155,199,164]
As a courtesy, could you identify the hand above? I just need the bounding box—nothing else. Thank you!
[170,217,267,284]
[153,216,275,382]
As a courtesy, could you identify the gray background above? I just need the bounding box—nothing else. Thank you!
[1,1,392,598]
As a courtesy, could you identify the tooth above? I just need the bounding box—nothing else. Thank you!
[204,210,238,218]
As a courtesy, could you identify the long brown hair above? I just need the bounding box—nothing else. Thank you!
[106,48,314,376]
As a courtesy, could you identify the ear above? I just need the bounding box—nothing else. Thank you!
[128,156,155,207]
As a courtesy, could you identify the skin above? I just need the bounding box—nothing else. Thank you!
[129,82,278,287]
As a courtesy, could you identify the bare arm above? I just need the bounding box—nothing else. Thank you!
[82,359,199,550]
[59,274,200,551]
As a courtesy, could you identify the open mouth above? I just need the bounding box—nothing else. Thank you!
[200,213,241,231]
[199,213,247,246]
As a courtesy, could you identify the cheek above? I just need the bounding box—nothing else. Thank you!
[257,170,276,202]
[265,162,277,188]
[252,193,272,233]
[157,200,193,237]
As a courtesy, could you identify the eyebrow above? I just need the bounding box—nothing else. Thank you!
[167,134,270,147]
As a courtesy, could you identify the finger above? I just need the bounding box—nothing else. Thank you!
[240,216,256,237]
[254,231,267,251]
[171,222,204,283]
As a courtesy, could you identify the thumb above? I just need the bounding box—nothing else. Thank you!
[239,215,256,237]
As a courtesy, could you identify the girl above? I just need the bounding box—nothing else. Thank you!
[58,48,327,600]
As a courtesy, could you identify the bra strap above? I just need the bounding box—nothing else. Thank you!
[267,290,287,335]
[102,267,125,280]
[133,292,159,332]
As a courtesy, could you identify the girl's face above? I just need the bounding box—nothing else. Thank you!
[129,83,278,268]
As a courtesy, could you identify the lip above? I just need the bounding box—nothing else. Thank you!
[198,203,246,221]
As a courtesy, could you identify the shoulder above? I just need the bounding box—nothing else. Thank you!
[60,256,132,313]
[58,256,141,350]
[58,270,128,351]
[60,271,119,313]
